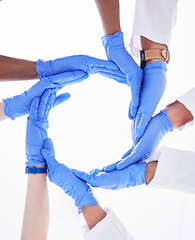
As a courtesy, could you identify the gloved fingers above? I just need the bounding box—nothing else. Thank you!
[73,168,111,188]
[41,148,59,170]
[131,112,142,142]
[135,112,151,140]
[128,81,140,118]
[29,97,40,120]
[128,100,137,120]
[72,169,90,182]
[121,146,134,159]
[44,91,56,119]
[43,138,55,157]
[53,92,70,107]
[59,72,89,89]
[127,70,143,117]
[27,78,56,99]
[94,71,127,84]
[102,160,120,172]
[117,150,143,170]
[47,70,88,85]
[128,101,133,120]
[90,67,125,77]
[87,58,119,71]
[37,89,52,120]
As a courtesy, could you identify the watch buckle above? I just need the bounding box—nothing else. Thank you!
[161,50,170,63]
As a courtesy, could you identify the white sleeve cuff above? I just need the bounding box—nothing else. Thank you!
[82,208,134,240]
[148,146,195,194]
[176,87,195,130]
[130,0,178,57]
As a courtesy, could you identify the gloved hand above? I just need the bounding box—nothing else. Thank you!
[36,55,126,84]
[103,110,174,172]
[72,161,146,190]
[131,61,167,142]
[26,89,69,166]
[3,71,84,120]
[41,138,98,213]
[102,31,143,117]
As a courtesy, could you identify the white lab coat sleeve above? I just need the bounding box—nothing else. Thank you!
[130,0,179,57]
[82,208,135,240]
[176,87,195,129]
[148,146,195,194]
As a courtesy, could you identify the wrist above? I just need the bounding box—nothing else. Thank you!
[165,100,193,128]
[140,36,169,67]
[25,166,47,175]
[145,161,158,184]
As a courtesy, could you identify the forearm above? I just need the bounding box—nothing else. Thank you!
[0,55,38,81]
[21,165,49,240]
[165,100,193,129]
[0,101,8,121]
[95,0,121,35]
[82,204,107,230]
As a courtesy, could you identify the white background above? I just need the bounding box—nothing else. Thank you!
[0,0,195,239]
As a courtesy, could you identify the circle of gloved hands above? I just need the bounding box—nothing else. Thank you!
[4,31,174,213]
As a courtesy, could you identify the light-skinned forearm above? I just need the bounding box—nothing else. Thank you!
[82,204,107,230]
[95,0,121,35]
[165,100,193,129]
[21,165,49,240]
[0,55,38,81]
[0,102,8,121]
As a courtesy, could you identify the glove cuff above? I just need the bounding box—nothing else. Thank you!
[144,61,167,72]
[36,59,53,79]
[160,110,174,133]
[101,31,125,56]
[76,187,99,214]
[3,98,15,120]
[3,93,28,120]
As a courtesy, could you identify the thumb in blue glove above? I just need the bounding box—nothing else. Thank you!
[117,110,174,170]
[3,71,82,120]
[72,161,146,190]
[103,110,173,172]
[41,138,98,213]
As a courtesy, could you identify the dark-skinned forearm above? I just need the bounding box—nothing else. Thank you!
[0,55,38,81]
[95,0,121,35]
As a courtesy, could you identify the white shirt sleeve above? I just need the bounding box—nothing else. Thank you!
[148,146,195,194]
[176,87,195,129]
[82,208,135,240]
[130,0,179,57]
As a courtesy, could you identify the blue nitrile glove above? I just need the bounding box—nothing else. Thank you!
[102,31,143,117]
[36,55,126,84]
[26,89,69,166]
[41,138,98,213]
[131,61,167,142]
[3,71,84,120]
[103,110,174,172]
[72,161,146,190]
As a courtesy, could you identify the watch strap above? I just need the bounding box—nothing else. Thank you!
[140,49,170,69]
[25,166,48,174]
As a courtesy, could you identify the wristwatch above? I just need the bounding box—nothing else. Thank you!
[140,49,170,69]
[25,166,48,174]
